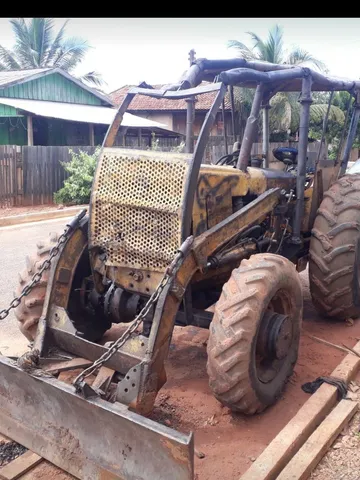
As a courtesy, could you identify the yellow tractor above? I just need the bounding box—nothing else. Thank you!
[1,58,360,480]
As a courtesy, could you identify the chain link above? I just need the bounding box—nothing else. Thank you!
[0,210,86,321]
[73,248,186,390]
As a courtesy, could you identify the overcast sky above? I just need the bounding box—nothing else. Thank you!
[1,17,360,94]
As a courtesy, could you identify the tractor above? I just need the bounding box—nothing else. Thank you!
[2,58,360,480]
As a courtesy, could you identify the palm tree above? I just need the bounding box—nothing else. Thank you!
[227,25,343,135]
[228,24,326,71]
[0,18,104,88]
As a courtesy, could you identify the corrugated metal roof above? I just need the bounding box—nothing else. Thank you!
[0,68,52,88]
[110,84,232,111]
[0,98,179,133]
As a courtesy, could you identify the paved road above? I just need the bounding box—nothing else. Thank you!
[0,217,72,356]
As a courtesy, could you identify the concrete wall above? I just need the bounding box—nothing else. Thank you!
[134,112,174,131]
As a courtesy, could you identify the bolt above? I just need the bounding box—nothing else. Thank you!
[129,271,143,282]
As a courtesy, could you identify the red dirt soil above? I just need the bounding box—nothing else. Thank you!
[13,271,360,480]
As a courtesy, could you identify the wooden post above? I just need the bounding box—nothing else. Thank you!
[16,146,23,206]
[138,128,142,148]
[116,126,128,146]
[185,49,196,154]
[27,115,34,146]
[89,123,95,146]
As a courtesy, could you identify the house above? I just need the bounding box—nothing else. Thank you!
[0,69,181,147]
[110,83,234,139]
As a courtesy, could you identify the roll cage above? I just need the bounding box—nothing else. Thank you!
[103,58,360,244]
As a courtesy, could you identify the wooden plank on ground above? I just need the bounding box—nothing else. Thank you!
[277,399,358,480]
[0,434,11,444]
[44,357,93,374]
[0,450,42,480]
[240,340,360,480]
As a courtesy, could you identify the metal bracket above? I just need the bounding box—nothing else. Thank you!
[170,279,186,300]
[116,362,144,405]
[75,381,101,399]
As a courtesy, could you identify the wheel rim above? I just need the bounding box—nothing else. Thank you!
[255,289,294,384]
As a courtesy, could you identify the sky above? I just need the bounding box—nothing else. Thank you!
[1,17,360,94]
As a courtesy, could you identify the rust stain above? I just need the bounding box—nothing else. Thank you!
[160,437,189,465]
[99,468,126,480]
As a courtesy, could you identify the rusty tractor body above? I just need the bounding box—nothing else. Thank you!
[3,58,360,480]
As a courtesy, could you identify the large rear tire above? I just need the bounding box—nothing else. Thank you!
[206,253,303,415]
[309,174,360,320]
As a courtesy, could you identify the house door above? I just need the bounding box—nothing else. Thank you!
[33,117,49,145]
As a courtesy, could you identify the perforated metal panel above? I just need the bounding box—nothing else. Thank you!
[90,148,190,271]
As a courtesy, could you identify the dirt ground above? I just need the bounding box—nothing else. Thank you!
[0,204,87,218]
[10,270,360,480]
[0,204,59,217]
[148,272,360,480]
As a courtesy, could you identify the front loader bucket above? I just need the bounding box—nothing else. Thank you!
[0,355,194,480]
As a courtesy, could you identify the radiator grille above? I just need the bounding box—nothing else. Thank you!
[90,149,190,271]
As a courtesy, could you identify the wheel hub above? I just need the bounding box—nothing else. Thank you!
[258,311,293,361]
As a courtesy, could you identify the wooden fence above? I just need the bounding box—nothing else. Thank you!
[0,146,96,208]
[0,142,359,207]
[22,146,96,206]
[0,146,22,208]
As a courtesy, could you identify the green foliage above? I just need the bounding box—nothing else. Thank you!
[147,132,160,151]
[0,18,104,88]
[227,24,328,135]
[269,131,289,142]
[307,91,354,157]
[170,141,185,153]
[227,25,360,155]
[228,24,326,71]
[54,147,100,205]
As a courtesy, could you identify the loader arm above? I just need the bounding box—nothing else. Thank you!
[34,188,282,412]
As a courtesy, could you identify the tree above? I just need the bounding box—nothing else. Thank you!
[0,18,104,88]
[228,24,326,71]
[227,25,343,137]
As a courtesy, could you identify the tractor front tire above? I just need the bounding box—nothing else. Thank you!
[309,174,360,320]
[206,253,303,415]
[15,229,110,343]
[15,232,59,341]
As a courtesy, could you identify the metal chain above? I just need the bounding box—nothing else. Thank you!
[0,210,87,321]
[73,247,186,390]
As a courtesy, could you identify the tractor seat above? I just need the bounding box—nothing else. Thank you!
[272,147,298,165]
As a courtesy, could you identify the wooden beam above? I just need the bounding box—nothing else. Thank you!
[89,123,95,146]
[240,341,360,480]
[0,434,11,444]
[0,450,42,480]
[26,116,33,146]
[277,399,358,480]
[44,357,93,374]
[92,366,115,393]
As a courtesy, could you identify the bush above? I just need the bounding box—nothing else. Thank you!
[170,141,185,153]
[54,147,100,205]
